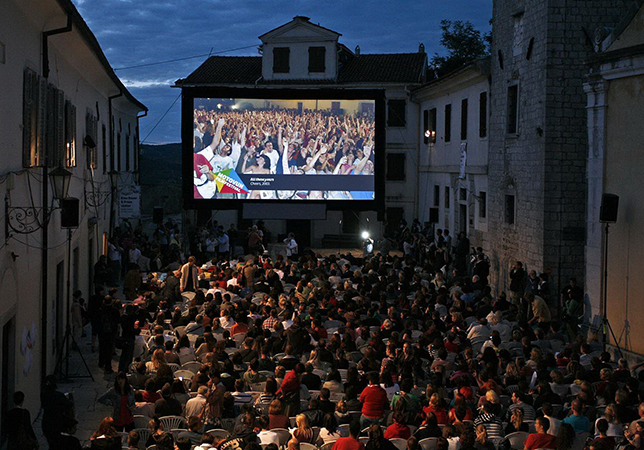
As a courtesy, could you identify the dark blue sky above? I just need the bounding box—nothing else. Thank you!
[73,0,492,144]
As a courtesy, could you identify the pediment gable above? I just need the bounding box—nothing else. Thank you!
[259,16,340,43]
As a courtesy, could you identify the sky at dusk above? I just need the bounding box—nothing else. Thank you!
[72,0,493,144]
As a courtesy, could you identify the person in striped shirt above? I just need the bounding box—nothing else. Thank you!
[507,392,536,421]
[473,402,504,440]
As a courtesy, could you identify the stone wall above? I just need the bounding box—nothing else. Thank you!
[488,0,628,298]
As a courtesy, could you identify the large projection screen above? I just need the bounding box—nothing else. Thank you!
[182,88,385,210]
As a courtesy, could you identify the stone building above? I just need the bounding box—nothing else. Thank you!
[486,0,630,302]
[584,1,644,354]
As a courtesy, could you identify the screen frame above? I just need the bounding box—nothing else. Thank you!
[182,86,386,211]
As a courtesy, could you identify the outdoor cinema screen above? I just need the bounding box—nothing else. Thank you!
[191,97,377,201]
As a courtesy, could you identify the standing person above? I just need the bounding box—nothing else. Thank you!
[217,226,230,260]
[118,304,137,373]
[163,270,182,305]
[71,290,84,344]
[97,372,136,432]
[248,226,263,255]
[0,391,38,450]
[107,238,122,286]
[509,261,526,306]
[277,363,305,417]
[94,255,110,288]
[228,223,238,255]
[41,375,74,448]
[180,256,199,293]
[88,286,105,352]
[284,233,298,259]
[359,372,389,428]
[454,232,470,275]
[98,297,120,374]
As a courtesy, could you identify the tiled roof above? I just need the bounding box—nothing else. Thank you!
[179,56,262,85]
[338,53,427,84]
[177,52,427,87]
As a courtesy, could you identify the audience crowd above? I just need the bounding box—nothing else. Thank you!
[33,219,644,450]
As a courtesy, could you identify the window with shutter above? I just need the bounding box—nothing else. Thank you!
[22,69,40,167]
[65,100,77,168]
[125,133,130,171]
[86,110,97,169]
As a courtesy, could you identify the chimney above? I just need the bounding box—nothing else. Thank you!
[355,45,360,56]
[418,43,425,54]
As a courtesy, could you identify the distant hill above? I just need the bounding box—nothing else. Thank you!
[140,143,183,215]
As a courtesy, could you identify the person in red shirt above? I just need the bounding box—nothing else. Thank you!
[359,372,389,427]
[277,363,305,417]
[384,412,411,439]
[332,420,364,450]
[423,393,448,425]
[230,313,248,336]
[524,417,557,450]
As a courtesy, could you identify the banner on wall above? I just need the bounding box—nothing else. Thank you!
[119,186,141,219]
[459,143,467,180]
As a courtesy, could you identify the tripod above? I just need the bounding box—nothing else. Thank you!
[601,222,624,359]
[54,228,94,381]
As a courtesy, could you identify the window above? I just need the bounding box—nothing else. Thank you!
[434,185,440,207]
[134,133,138,172]
[22,68,40,167]
[479,92,488,138]
[64,100,76,167]
[460,98,468,140]
[424,108,437,144]
[102,124,106,173]
[125,133,130,171]
[386,153,406,181]
[479,191,487,218]
[505,194,516,225]
[273,47,290,73]
[444,104,452,142]
[387,99,406,127]
[117,132,121,171]
[0,41,5,64]
[460,188,467,202]
[507,85,519,134]
[110,117,115,171]
[444,187,450,209]
[308,47,326,73]
[85,110,97,169]
[513,14,524,57]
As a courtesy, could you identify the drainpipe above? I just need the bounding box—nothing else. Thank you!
[40,13,72,383]
[43,14,73,79]
[135,111,147,185]
[108,93,123,237]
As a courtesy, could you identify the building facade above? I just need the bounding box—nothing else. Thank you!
[176,16,426,247]
[486,0,629,302]
[0,0,145,421]
[584,1,644,354]
[413,59,491,247]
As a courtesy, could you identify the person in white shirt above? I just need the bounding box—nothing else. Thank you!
[284,233,298,258]
[489,311,512,342]
[185,386,209,418]
[542,402,561,436]
[217,229,230,258]
[467,318,491,343]
[257,415,280,446]
[129,244,142,267]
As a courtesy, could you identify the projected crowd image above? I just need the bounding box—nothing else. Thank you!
[192,98,376,200]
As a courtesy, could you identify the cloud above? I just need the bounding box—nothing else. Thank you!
[72,0,492,143]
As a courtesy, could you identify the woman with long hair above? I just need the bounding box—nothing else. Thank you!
[474,424,495,450]
[555,423,576,450]
[255,377,278,414]
[595,404,625,438]
[174,334,195,365]
[144,417,173,450]
[268,399,289,429]
[146,348,167,374]
[365,423,397,450]
[292,414,315,444]
[97,372,135,432]
[317,413,343,445]
[505,407,528,434]
[89,417,121,450]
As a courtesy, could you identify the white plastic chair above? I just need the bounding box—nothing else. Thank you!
[271,428,292,447]
[206,428,231,440]
[159,415,186,432]
[320,441,337,450]
[173,369,194,380]
[418,438,438,450]
[182,361,202,373]
[504,431,529,449]
[391,438,408,450]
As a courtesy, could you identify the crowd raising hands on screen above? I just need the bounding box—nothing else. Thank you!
[193,107,375,178]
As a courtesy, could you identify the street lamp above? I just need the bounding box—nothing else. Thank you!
[48,166,73,201]
[108,170,119,236]
[108,169,119,189]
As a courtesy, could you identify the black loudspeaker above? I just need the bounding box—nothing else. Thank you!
[429,207,439,224]
[60,197,80,228]
[600,194,619,223]
[153,206,164,224]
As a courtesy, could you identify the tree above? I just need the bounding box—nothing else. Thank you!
[430,20,491,77]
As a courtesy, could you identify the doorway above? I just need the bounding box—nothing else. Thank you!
[459,204,467,235]
[385,207,404,236]
[55,261,64,355]
[88,235,94,294]
[1,316,16,431]
[341,211,360,235]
